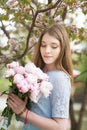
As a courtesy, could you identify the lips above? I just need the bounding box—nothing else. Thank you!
[43,56,52,60]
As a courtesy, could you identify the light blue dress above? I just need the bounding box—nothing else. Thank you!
[22,70,71,130]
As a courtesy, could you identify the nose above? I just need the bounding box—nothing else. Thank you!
[45,46,51,53]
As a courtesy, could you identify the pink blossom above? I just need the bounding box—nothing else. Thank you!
[6,0,18,9]
[7,61,19,69]
[73,69,80,77]
[25,61,37,74]
[36,67,48,80]
[25,73,37,85]
[16,79,29,93]
[30,83,39,92]
[13,74,24,84]
[14,66,25,75]
[40,81,53,97]
[25,61,48,81]
[30,89,41,103]
[4,68,15,78]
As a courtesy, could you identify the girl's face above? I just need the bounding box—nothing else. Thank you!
[40,33,61,68]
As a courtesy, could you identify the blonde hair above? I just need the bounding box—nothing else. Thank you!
[33,24,73,78]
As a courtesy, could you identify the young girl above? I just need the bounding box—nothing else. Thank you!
[7,23,73,130]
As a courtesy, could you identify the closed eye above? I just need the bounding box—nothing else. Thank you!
[51,46,58,49]
[41,44,46,47]
[41,41,60,49]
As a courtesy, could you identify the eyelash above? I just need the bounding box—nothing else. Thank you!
[41,44,58,49]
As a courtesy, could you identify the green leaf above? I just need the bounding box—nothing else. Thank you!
[0,128,6,130]
[2,106,13,127]
[7,111,13,126]
[15,114,20,121]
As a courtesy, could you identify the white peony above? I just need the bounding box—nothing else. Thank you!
[4,69,15,78]
[40,81,53,97]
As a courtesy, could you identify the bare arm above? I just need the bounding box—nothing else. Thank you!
[22,109,69,130]
[7,94,69,130]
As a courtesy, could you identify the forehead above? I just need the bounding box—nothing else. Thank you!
[42,33,60,44]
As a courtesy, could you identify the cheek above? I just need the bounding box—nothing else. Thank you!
[40,47,45,53]
[54,48,61,57]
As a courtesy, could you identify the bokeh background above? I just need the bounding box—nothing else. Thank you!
[0,0,87,130]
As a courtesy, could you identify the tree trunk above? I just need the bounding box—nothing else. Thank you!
[70,82,87,130]
[76,82,87,130]
[70,97,77,130]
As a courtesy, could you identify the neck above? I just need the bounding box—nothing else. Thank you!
[43,64,56,73]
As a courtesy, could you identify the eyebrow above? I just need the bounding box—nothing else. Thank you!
[41,41,60,45]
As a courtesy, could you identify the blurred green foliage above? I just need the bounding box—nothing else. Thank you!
[0,78,10,92]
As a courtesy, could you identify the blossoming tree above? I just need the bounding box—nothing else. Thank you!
[0,0,87,130]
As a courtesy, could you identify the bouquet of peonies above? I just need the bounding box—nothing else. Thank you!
[0,61,53,130]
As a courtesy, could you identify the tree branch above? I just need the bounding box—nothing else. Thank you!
[0,21,10,39]
[16,0,63,60]
[62,6,67,21]
[53,0,63,18]
[37,0,63,13]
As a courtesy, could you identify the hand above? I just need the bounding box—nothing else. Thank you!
[7,93,28,115]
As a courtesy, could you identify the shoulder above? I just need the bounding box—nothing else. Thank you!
[47,70,70,82]
[47,70,71,94]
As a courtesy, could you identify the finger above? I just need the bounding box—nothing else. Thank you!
[7,95,26,115]
[7,98,16,109]
[9,94,22,104]
[10,94,27,106]
[7,101,18,114]
[10,93,20,101]
[7,97,22,113]
[8,94,28,111]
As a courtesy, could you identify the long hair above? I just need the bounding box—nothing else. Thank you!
[33,24,73,78]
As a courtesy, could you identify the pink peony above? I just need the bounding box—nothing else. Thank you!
[29,83,39,92]
[7,61,19,69]
[16,79,29,93]
[25,61,37,74]
[14,66,25,75]
[36,67,48,80]
[5,60,53,101]
[30,88,41,103]
[4,68,15,78]
[25,73,37,85]
[40,81,53,97]
[13,74,24,84]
